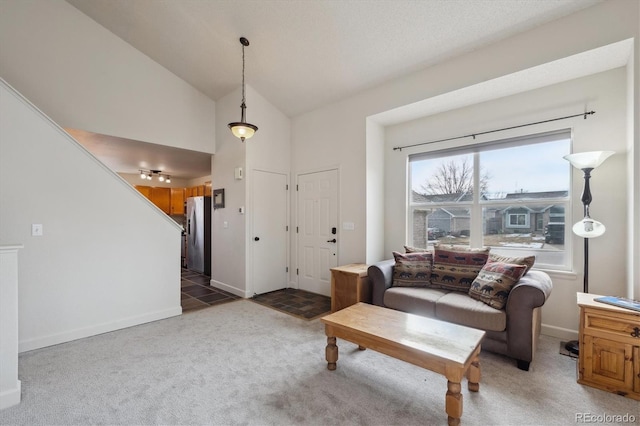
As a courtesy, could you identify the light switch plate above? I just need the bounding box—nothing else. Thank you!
[342,222,355,231]
[32,224,43,236]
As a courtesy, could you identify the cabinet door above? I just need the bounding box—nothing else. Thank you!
[150,187,171,214]
[135,185,152,200]
[583,335,634,391]
[635,347,640,393]
[170,188,185,215]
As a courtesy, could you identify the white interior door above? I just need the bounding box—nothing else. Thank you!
[252,170,288,295]
[297,169,338,296]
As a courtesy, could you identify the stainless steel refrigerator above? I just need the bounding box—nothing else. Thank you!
[186,196,211,275]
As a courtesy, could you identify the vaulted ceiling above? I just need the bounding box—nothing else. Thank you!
[64,0,601,179]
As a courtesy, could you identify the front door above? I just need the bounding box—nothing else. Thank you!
[297,169,339,296]
[252,170,288,295]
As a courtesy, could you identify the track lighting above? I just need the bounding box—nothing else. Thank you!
[139,169,171,183]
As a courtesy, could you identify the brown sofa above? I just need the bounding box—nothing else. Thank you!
[368,259,553,370]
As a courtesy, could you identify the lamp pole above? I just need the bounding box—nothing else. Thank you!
[580,168,593,294]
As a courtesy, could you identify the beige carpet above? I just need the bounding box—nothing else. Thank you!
[0,300,637,425]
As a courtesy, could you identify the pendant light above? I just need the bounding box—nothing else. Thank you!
[228,37,258,142]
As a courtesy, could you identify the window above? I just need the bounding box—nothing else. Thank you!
[509,213,528,227]
[409,130,571,270]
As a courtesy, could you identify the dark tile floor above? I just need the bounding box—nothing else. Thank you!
[251,288,331,320]
[181,269,241,312]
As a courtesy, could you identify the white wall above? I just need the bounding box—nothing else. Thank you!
[211,87,248,296]
[245,86,291,295]
[0,81,182,352]
[0,0,216,154]
[291,0,639,338]
[384,68,628,338]
[212,85,291,297]
[0,0,222,350]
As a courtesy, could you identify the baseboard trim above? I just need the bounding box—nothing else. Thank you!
[18,306,182,353]
[210,279,246,298]
[0,380,21,410]
[541,323,578,341]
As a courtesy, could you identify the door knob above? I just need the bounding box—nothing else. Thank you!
[327,238,337,243]
[254,237,260,241]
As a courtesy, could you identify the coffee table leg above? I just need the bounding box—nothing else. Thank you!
[326,336,338,370]
[467,354,480,392]
[446,380,462,426]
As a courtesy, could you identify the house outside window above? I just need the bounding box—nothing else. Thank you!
[409,130,572,270]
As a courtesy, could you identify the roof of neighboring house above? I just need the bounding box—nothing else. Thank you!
[504,190,568,199]
[411,191,481,203]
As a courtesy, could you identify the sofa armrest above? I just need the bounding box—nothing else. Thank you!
[368,259,395,306]
[505,270,553,363]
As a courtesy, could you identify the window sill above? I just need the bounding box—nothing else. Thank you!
[533,268,578,281]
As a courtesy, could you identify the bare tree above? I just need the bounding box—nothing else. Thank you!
[419,158,491,196]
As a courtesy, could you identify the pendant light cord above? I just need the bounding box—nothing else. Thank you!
[241,43,246,105]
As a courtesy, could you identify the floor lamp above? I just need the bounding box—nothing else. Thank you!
[562,150,614,355]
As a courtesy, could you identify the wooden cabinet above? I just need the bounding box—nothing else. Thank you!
[150,187,171,214]
[170,188,185,215]
[185,185,206,198]
[135,185,178,215]
[577,292,640,401]
[135,185,152,200]
[330,264,371,312]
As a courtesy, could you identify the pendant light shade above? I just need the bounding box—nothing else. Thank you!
[228,37,258,142]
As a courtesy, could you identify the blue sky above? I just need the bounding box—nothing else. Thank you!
[411,139,571,195]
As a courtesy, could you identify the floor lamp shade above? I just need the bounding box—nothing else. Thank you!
[563,151,614,170]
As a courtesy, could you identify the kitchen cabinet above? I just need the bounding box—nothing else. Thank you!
[186,185,206,198]
[135,185,207,216]
[135,185,152,200]
[577,292,640,401]
[170,188,185,215]
[150,187,171,214]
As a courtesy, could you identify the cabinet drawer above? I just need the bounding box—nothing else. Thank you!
[584,310,640,341]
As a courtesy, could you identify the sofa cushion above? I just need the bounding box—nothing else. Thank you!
[384,287,449,317]
[469,260,528,309]
[391,251,434,287]
[431,245,489,292]
[488,253,536,274]
[435,291,507,332]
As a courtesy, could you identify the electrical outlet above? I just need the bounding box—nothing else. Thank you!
[32,224,43,236]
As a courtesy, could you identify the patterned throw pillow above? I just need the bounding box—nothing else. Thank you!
[392,251,434,287]
[431,245,490,292]
[468,260,528,309]
[488,253,536,274]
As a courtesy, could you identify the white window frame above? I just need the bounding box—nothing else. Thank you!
[508,213,529,228]
[408,129,572,271]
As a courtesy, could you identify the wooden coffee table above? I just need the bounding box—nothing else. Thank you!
[321,303,485,426]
